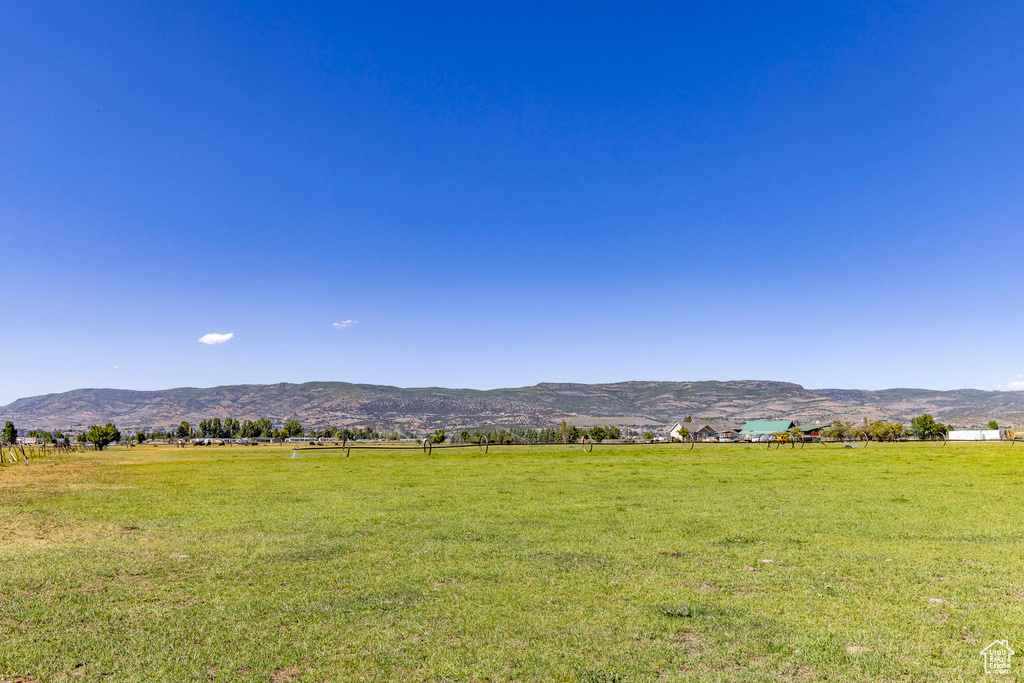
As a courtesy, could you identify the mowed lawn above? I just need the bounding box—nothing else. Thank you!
[1,442,1023,682]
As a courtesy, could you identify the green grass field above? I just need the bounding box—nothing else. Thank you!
[2,442,1023,681]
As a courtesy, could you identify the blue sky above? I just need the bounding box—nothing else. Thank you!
[2,1,1023,404]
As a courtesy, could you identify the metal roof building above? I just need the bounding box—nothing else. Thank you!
[737,420,796,436]
[798,423,829,434]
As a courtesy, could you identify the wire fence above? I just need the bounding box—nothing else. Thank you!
[290,432,1016,457]
[0,442,79,463]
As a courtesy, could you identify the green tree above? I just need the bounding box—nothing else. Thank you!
[136,431,147,444]
[429,429,446,444]
[674,426,691,441]
[239,420,256,438]
[242,418,274,438]
[255,418,273,437]
[200,418,223,438]
[29,429,55,443]
[867,420,905,441]
[642,431,655,441]
[908,414,947,441]
[988,420,999,430]
[284,419,303,437]
[84,423,121,450]
[606,425,621,440]
[176,421,191,439]
[849,422,870,442]
[1,421,16,445]
[555,421,572,443]
[821,420,852,441]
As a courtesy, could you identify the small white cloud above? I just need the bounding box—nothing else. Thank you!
[112,365,119,370]
[198,332,234,345]
[332,320,359,329]
[998,379,1024,390]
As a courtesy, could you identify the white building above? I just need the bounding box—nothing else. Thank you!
[947,429,1010,441]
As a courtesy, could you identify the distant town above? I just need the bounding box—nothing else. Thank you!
[2,413,1012,452]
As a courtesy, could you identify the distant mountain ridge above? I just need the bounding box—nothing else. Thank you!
[2,380,1022,431]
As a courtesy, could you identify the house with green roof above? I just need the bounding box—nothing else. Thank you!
[738,420,796,435]
[737,420,829,442]
[737,420,797,442]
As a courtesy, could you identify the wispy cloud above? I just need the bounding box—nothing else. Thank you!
[332,320,359,329]
[997,375,1024,390]
[112,365,119,370]
[198,332,234,345]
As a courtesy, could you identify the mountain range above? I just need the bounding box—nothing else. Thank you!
[2,380,1023,431]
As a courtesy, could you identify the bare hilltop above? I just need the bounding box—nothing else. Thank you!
[1,380,1022,431]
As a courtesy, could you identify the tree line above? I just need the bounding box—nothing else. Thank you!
[136,418,293,441]
[135,419,390,442]
[438,423,622,445]
[0,413,1003,452]
[0,421,123,451]
[820,415,957,441]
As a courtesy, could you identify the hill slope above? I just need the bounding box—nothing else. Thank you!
[2,381,1022,431]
